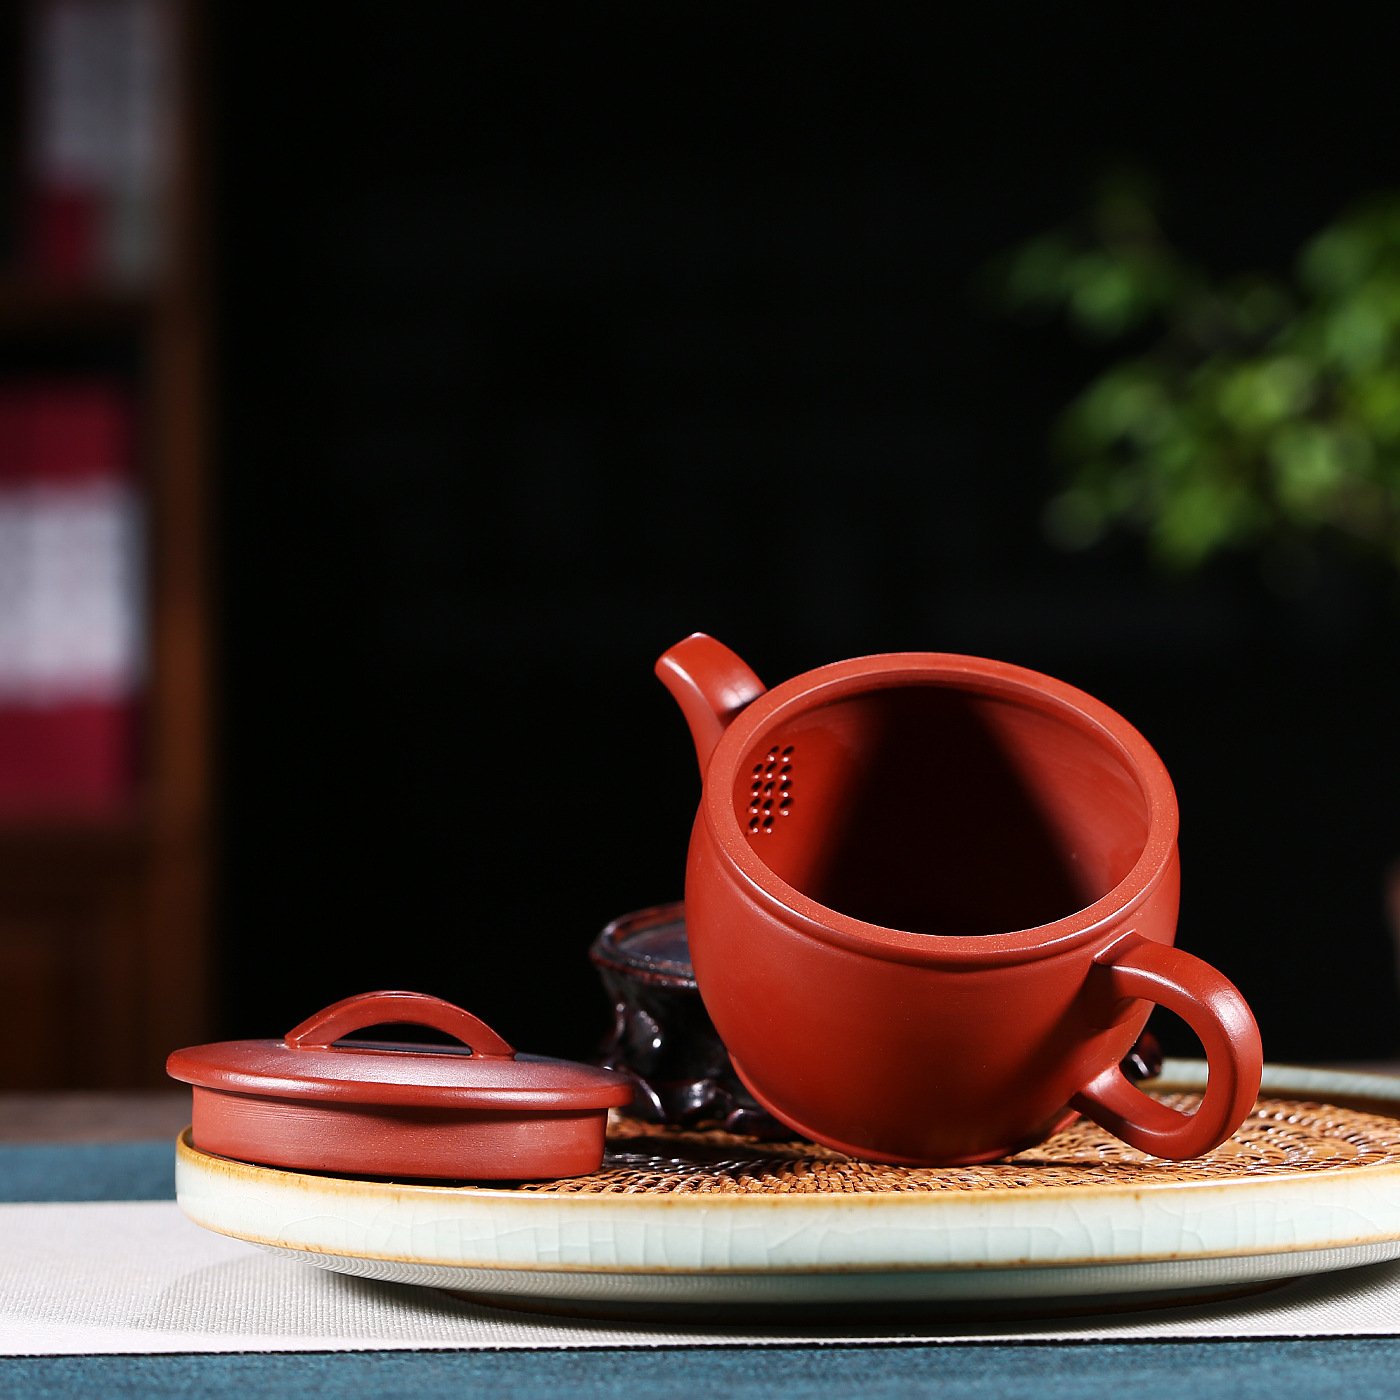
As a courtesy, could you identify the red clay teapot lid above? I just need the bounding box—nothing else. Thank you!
[167,989,632,1111]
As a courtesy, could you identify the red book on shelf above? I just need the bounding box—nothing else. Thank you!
[0,702,136,817]
[0,379,143,820]
[23,185,102,286]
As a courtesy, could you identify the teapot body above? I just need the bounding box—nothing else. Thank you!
[656,633,1260,1165]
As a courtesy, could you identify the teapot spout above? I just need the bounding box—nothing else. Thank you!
[655,633,766,773]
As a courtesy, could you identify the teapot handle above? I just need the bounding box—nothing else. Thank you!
[655,633,766,771]
[1070,934,1262,1158]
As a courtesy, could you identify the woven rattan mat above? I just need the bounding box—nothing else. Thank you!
[513,1093,1400,1194]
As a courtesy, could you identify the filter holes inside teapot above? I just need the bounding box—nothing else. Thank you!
[746,745,794,833]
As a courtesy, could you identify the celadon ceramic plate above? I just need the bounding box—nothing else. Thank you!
[173,1061,1400,1314]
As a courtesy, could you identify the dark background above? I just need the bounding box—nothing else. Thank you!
[205,5,1400,1067]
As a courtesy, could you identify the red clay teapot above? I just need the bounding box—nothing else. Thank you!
[656,633,1263,1166]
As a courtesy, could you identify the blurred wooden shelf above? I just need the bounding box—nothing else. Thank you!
[0,0,214,1092]
[0,278,152,338]
[0,816,148,863]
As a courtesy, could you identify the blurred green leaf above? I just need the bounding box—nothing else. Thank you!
[1299,224,1373,295]
[1216,357,1315,430]
[1349,369,1400,442]
[1268,422,1367,515]
[992,182,1400,585]
[1320,297,1390,372]
[1001,234,1079,306]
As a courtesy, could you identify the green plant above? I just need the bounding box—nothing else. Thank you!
[995,177,1400,589]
